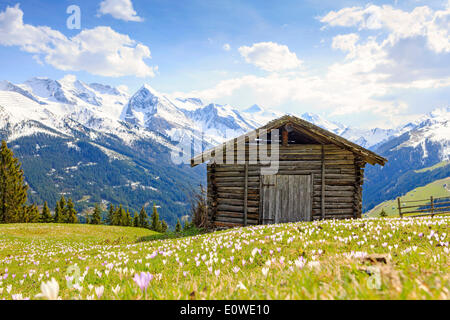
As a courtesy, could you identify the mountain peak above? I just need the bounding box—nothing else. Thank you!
[140,83,160,95]
[243,104,263,113]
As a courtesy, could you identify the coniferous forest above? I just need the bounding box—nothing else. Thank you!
[0,139,171,231]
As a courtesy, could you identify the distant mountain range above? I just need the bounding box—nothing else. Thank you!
[0,76,448,223]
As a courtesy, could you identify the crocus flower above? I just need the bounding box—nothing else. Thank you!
[236,281,247,290]
[112,285,121,296]
[95,286,104,299]
[133,272,153,292]
[35,278,59,300]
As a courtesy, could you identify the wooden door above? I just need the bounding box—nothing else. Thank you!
[261,175,312,224]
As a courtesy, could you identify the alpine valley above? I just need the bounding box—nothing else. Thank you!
[0,75,448,224]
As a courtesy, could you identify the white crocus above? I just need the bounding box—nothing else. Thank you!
[112,285,121,295]
[236,281,247,290]
[35,278,59,300]
[95,286,104,299]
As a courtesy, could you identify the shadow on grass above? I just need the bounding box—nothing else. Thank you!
[136,226,207,243]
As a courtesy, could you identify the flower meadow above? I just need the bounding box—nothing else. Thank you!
[0,217,448,300]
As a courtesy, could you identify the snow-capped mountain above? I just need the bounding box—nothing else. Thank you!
[393,107,450,161]
[0,75,411,151]
[363,107,450,213]
[1,75,449,155]
[0,75,448,223]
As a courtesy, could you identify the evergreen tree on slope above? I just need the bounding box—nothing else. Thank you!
[0,140,28,223]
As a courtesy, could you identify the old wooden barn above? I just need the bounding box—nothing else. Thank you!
[191,115,387,228]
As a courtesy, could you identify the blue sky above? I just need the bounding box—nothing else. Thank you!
[0,0,449,128]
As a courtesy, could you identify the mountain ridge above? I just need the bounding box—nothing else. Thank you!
[0,75,448,224]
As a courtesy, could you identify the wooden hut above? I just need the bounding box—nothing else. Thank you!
[191,115,387,228]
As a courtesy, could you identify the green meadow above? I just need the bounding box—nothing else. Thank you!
[0,217,448,300]
[367,177,450,217]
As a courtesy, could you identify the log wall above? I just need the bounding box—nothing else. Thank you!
[207,144,364,228]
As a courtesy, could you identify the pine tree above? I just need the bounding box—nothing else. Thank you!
[175,219,182,233]
[138,206,148,228]
[58,196,68,223]
[90,204,102,225]
[120,207,128,226]
[113,205,122,226]
[25,204,40,223]
[54,201,62,223]
[0,140,28,223]
[133,213,139,227]
[106,204,114,225]
[40,201,52,223]
[183,220,193,231]
[161,220,168,233]
[126,209,132,226]
[66,198,78,224]
[150,204,162,232]
[379,209,388,217]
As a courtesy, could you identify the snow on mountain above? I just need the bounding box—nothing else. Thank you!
[1,75,448,158]
[0,77,170,147]
[300,112,346,135]
[340,127,397,149]
[121,84,193,132]
[174,97,204,111]
[182,103,259,143]
[241,104,284,126]
[0,80,47,105]
[393,107,450,161]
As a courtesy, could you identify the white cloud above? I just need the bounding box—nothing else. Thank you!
[175,3,450,126]
[331,33,360,58]
[322,3,450,86]
[320,4,450,53]
[238,42,302,72]
[0,4,155,77]
[98,0,143,22]
[223,43,231,51]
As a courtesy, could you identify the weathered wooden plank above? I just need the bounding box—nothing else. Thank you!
[313,185,354,191]
[214,176,259,182]
[313,191,354,197]
[217,202,258,213]
[313,196,354,203]
[313,208,354,215]
[215,181,259,187]
[217,198,259,206]
[313,202,355,209]
[243,164,249,226]
[279,175,289,223]
[214,216,259,224]
[321,145,325,220]
[216,211,259,219]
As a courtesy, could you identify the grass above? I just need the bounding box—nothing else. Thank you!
[0,218,449,300]
[414,160,449,173]
[0,223,159,243]
[366,177,450,217]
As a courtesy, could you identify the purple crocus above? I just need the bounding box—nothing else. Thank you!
[133,272,153,292]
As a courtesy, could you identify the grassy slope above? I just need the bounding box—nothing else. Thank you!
[0,224,159,243]
[414,160,450,173]
[0,219,449,300]
[366,177,450,217]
